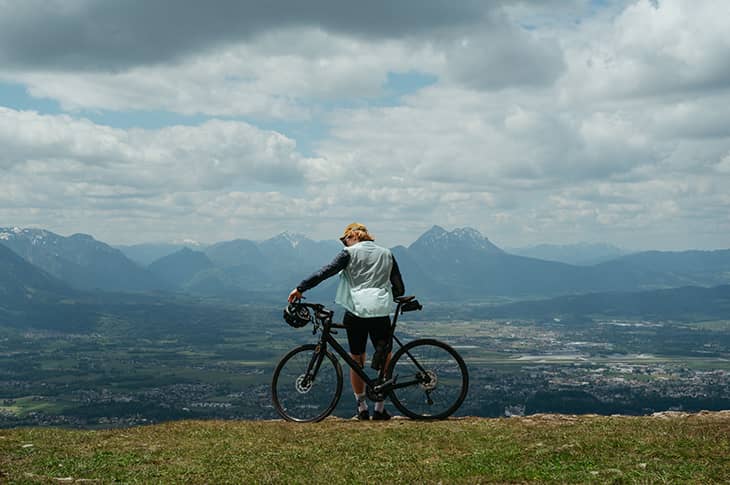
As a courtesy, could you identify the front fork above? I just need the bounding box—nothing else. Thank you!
[302,343,327,387]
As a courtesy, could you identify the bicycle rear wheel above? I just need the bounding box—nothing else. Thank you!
[271,344,343,422]
[387,338,468,420]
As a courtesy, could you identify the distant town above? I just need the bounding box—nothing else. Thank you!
[2,312,728,428]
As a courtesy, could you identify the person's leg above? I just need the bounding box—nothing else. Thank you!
[369,315,393,374]
[350,352,366,394]
[344,311,369,418]
[373,350,391,415]
[369,316,393,419]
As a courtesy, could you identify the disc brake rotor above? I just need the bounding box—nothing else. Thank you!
[420,370,438,391]
[295,374,312,394]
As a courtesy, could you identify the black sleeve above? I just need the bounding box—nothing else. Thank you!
[390,256,405,298]
[297,250,350,292]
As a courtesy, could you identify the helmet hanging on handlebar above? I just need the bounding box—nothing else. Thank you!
[283,302,311,328]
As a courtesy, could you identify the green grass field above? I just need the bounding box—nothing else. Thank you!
[2,412,729,484]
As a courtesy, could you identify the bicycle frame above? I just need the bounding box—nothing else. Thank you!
[274,295,468,422]
[301,299,427,397]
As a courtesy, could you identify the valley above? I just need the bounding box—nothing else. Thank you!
[1,300,728,428]
[2,225,730,428]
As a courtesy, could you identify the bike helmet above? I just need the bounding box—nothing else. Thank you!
[283,302,311,328]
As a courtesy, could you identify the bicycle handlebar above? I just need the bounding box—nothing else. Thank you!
[291,296,422,326]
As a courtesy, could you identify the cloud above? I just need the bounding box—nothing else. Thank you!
[0,0,485,70]
[319,85,660,190]
[560,0,730,101]
[0,2,567,118]
[650,98,730,140]
[8,30,421,117]
[0,109,339,244]
[439,11,565,90]
[0,107,315,198]
[2,0,729,250]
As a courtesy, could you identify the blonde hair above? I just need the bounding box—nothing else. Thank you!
[349,228,374,242]
[341,222,375,242]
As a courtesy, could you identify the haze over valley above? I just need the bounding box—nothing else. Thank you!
[2,224,729,427]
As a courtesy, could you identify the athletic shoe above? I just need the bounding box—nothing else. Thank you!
[372,409,391,421]
[355,408,370,421]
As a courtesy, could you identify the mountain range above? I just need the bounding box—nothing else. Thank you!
[0,242,71,308]
[0,227,168,292]
[488,284,730,321]
[506,243,628,265]
[3,225,730,303]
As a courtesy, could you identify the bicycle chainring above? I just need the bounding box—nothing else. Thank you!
[366,386,386,402]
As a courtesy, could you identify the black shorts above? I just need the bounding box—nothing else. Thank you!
[343,311,391,355]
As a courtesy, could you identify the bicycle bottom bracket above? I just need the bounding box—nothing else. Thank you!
[295,374,312,394]
[366,386,385,402]
[419,370,438,391]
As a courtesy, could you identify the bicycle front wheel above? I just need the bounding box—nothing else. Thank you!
[271,344,343,422]
[387,339,468,420]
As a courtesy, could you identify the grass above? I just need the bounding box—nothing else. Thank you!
[0,397,62,417]
[2,412,729,484]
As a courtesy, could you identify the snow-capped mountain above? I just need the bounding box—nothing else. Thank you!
[258,232,340,267]
[4,225,730,302]
[262,231,310,249]
[0,227,169,292]
[409,225,503,253]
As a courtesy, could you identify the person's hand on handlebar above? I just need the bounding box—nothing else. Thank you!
[288,288,303,303]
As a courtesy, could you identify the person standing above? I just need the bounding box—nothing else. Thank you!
[288,223,405,420]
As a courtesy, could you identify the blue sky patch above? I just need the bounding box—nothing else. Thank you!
[0,82,62,114]
[383,71,437,102]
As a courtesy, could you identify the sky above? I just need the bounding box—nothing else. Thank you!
[1,0,729,251]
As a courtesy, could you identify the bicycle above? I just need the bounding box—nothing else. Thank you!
[271,296,469,422]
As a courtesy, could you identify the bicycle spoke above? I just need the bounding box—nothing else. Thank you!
[272,345,342,422]
[389,339,468,419]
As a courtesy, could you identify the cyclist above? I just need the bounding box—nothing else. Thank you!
[288,223,405,420]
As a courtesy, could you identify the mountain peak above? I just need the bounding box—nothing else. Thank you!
[267,231,310,248]
[410,225,502,253]
[1,227,47,239]
[452,227,486,241]
[417,225,448,240]
[179,238,202,247]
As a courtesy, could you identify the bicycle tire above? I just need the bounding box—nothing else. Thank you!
[387,338,468,420]
[271,344,343,422]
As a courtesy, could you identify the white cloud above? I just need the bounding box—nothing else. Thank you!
[0,108,338,242]
[0,107,312,189]
[439,19,565,90]
[1,8,566,117]
[1,0,729,250]
[5,29,434,118]
[717,153,730,174]
[0,0,485,70]
[560,0,730,102]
